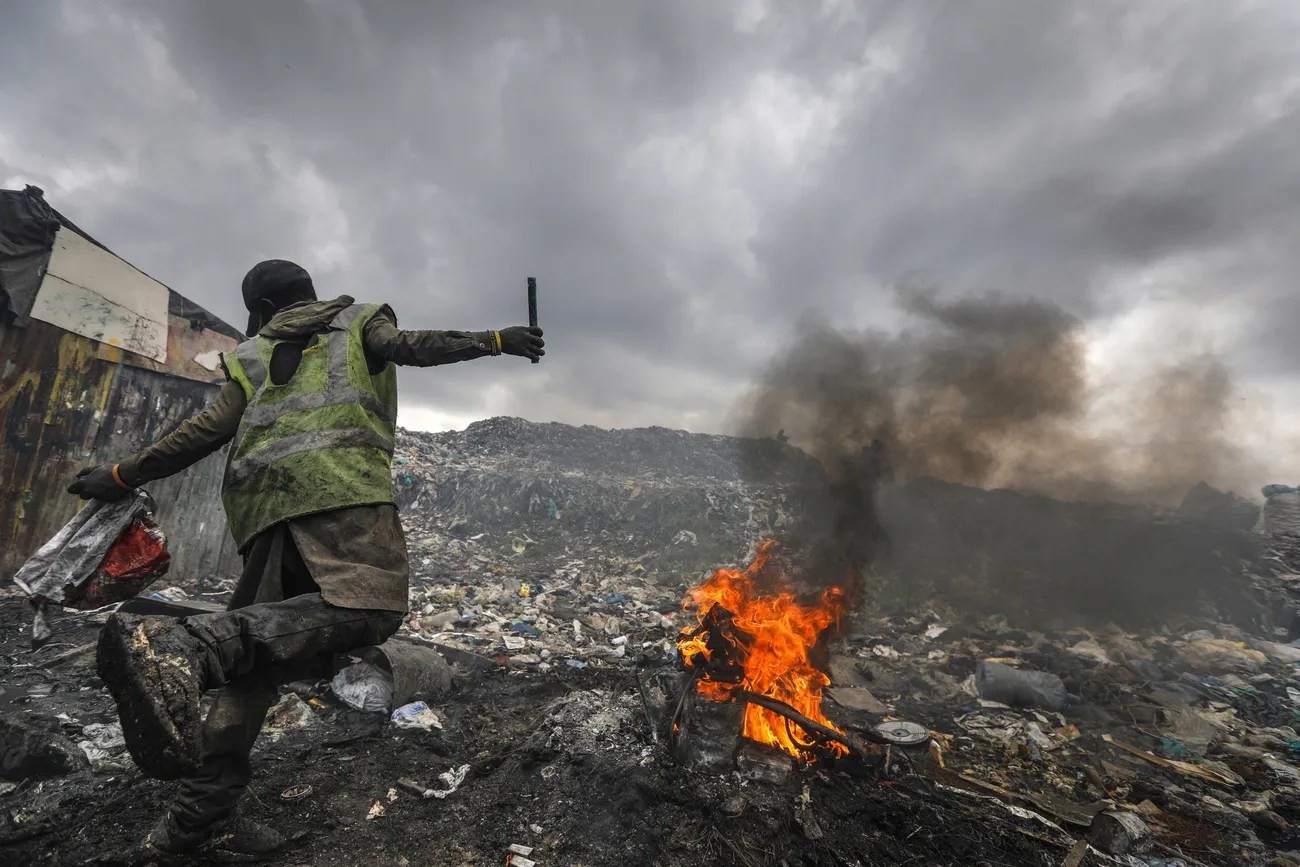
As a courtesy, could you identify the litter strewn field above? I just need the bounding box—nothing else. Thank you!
[5,418,1300,866]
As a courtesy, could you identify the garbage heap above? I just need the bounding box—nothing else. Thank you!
[375,418,1300,864]
[8,417,1300,866]
[391,418,1297,669]
[391,417,818,669]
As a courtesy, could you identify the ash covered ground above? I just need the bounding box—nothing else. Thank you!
[5,418,1300,866]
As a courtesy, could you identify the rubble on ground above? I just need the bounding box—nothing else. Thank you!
[4,417,1300,865]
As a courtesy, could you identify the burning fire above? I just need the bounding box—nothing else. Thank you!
[677,540,850,761]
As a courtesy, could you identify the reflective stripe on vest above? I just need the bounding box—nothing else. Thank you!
[234,327,396,433]
[234,340,266,391]
[223,426,394,490]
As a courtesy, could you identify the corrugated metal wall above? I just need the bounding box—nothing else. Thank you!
[0,316,239,583]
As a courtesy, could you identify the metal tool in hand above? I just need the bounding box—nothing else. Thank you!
[528,277,539,363]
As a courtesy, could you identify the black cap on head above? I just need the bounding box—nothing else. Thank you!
[241,259,314,336]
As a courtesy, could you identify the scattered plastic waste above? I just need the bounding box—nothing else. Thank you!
[13,490,170,647]
[396,765,470,800]
[76,722,127,769]
[975,660,1070,711]
[391,701,442,730]
[1178,638,1267,674]
[15,418,1300,863]
[330,660,394,713]
[430,764,470,798]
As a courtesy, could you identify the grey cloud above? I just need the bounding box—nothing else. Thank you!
[2,0,1299,457]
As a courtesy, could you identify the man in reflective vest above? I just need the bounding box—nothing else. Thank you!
[67,259,544,860]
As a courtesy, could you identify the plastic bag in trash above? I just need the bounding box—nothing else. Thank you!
[391,701,442,730]
[330,659,394,712]
[976,660,1070,711]
[13,490,170,648]
[76,722,129,770]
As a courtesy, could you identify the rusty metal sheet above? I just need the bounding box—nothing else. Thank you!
[95,314,238,385]
[1,316,238,583]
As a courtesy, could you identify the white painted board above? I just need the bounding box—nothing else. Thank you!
[28,228,170,362]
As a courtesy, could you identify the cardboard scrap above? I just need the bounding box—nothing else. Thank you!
[1102,734,1244,787]
[827,686,891,714]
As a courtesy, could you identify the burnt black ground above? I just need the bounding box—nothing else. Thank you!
[0,597,1090,867]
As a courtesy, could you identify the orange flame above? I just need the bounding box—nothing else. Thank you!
[677,540,849,761]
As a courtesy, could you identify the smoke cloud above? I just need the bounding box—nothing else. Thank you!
[729,286,1283,628]
[734,285,1260,506]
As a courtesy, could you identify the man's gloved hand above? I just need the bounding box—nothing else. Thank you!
[66,465,134,502]
[497,326,545,361]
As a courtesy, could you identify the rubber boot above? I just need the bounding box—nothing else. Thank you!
[141,809,286,863]
[96,613,217,779]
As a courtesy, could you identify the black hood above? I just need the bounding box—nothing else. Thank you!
[241,259,314,337]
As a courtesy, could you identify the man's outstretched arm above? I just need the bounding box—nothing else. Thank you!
[67,380,248,501]
[363,306,545,367]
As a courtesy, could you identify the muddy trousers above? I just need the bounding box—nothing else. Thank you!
[166,593,403,832]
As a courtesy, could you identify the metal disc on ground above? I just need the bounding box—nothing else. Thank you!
[281,784,313,800]
[872,721,929,745]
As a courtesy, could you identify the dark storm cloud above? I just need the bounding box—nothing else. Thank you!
[3,1,1299,455]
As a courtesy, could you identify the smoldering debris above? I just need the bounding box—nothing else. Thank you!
[733,286,1261,506]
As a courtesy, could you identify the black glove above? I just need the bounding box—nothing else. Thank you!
[66,465,134,502]
[498,326,545,361]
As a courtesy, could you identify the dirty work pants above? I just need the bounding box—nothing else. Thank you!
[166,536,402,833]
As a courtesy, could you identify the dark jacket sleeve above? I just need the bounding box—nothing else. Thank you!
[363,306,497,367]
[116,380,248,486]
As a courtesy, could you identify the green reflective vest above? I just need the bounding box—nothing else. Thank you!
[220,303,397,549]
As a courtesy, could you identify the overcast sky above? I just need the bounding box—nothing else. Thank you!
[4,1,1300,464]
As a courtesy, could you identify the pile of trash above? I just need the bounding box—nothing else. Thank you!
[8,417,1300,865]
[391,419,818,671]
[389,419,1299,671]
[816,609,1300,864]
[393,418,812,572]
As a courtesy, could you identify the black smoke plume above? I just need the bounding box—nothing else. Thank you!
[731,287,1269,627]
